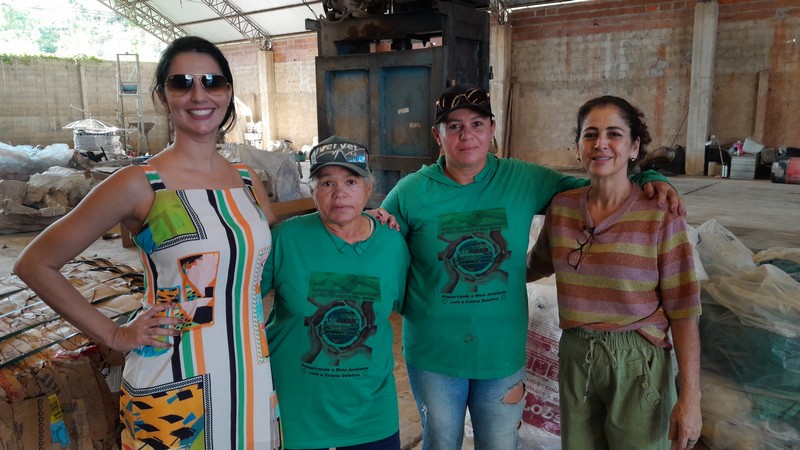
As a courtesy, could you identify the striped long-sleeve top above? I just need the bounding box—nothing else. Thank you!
[528,183,701,349]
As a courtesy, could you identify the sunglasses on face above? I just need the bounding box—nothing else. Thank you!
[310,143,368,165]
[162,73,230,97]
[436,88,490,111]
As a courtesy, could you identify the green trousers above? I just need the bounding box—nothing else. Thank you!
[558,328,676,450]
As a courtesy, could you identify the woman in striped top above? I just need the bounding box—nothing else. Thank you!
[527,96,702,450]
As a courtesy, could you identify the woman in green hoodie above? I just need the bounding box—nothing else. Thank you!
[381,84,684,450]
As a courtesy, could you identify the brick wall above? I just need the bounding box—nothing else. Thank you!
[272,34,319,147]
[507,0,799,169]
[221,43,262,125]
[220,34,319,148]
[272,35,318,63]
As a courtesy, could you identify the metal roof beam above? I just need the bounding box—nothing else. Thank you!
[95,0,186,44]
[179,2,322,28]
[200,0,273,51]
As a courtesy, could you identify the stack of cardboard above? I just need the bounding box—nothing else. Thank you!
[0,258,143,449]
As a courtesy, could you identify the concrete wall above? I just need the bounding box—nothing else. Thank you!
[0,56,167,153]
[507,0,800,170]
[0,33,321,153]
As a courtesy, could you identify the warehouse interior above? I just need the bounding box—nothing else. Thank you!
[1,0,799,449]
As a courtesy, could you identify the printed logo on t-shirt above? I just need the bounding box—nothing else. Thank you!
[437,208,511,302]
[300,272,381,378]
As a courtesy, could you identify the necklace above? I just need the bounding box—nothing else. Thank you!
[353,215,374,243]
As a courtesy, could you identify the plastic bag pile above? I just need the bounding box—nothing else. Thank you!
[695,220,800,449]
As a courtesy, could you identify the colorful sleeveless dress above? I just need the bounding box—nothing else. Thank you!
[120,163,280,450]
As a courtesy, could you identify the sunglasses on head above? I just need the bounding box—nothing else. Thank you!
[310,143,368,165]
[436,88,490,111]
[162,73,230,97]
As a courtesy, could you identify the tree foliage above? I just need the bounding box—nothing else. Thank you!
[0,0,163,61]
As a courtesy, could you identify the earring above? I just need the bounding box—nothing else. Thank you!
[630,157,636,161]
[576,157,581,162]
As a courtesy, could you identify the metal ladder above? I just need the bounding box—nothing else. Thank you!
[115,53,149,155]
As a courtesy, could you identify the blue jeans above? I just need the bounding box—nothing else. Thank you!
[407,363,526,450]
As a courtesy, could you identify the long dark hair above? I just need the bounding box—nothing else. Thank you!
[151,36,237,135]
[575,95,651,167]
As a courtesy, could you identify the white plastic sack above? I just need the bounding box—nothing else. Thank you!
[702,264,800,338]
[687,224,709,282]
[0,142,74,182]
[218,143,303,202]
[698,372,799,450]
[695,219,757,277]
[519,282,562,450]
[528,215,545,252]
[28,166,97,208]
[754,248,800,266]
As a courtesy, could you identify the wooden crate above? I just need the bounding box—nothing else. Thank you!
[270,197,315,221]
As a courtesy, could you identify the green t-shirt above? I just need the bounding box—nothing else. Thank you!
[262,212,410,448]
[382,154,667,379]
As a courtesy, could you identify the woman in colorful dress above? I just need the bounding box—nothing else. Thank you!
[15,36,281,449]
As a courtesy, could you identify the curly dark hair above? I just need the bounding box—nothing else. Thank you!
[575,95,651,167]
[151,36,237,135]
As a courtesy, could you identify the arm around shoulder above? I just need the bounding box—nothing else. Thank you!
[632,170,685,216]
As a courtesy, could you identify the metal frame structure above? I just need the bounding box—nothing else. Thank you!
[93,0,572,47]
[96,0,272,49]
[95,0,186,44]
[197,0,273,51]
[116,53,147,155]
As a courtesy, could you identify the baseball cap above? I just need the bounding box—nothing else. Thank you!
[309,136,370,178]
[435,84,494,123]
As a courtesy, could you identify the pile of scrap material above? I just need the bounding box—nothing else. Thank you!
[0,257,144,449]
[0,141,134,235]
[695,220,800,449]
[0,167,99,235]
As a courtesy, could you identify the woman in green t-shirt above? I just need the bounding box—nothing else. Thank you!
[262,136,410,450]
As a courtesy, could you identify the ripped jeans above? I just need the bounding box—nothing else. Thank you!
[406,363,526,450]
[558,328,676,450]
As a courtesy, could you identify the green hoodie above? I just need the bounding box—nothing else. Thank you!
[383,153,667,379]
